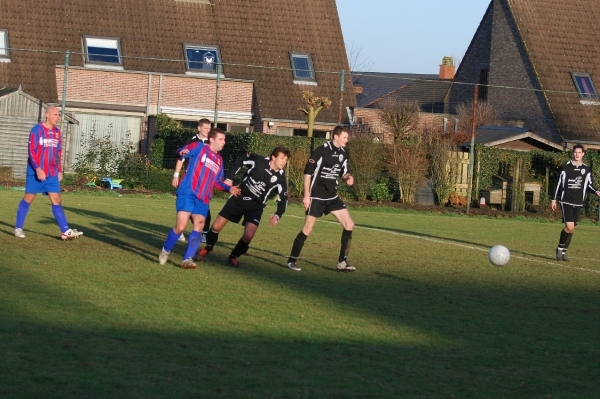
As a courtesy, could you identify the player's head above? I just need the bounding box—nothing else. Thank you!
[331,126,349,148]
[45,106,61,127]
[197,118,212,138]
[269,146,290,171]
[207,128,226,152]
[572,144,585,161]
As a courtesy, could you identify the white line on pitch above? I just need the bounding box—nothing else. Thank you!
[289,215,600,274]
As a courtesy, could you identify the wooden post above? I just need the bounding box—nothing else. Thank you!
[466,86,478,214]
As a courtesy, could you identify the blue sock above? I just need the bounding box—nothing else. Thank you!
[15,200,31,229]
[184,231,202,260]
[51,204,69,233]
[163,229,181,253]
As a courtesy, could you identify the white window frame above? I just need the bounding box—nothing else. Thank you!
[570,72,599,104]
[290,52,317,85]
[0,29,10,62]
[184,44,223,77]
[83,36,123,69]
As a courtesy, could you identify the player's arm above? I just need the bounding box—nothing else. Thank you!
[214,165,241,196]
[56,129,63,180]
[340,155,353,186]
[28,127,46,180]
[586,173,600,197]
[271,178,288,226]
[551,167,566,210]
[172,158,185,188]
[176,141,202,158]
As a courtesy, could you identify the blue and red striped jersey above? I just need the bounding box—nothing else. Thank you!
[176,141,231,203]
[27,123,63,176]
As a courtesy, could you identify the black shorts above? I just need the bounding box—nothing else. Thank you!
[219,195,265,226]
[307,197,347,218]
[560,203,581,225]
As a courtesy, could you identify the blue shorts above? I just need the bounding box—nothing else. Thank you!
[25,174,61,194]
[176,194,209,217]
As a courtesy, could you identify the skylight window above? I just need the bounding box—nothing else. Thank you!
[0,30,9,61]
[570,72,598,100]
[184,45,221,74]
[84,37,122,65]
[290,52,315,82]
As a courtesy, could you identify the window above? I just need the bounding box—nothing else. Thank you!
[0,29,9,62]
[184,44,221,74]
[290,52,315,82]
[84,36,122,66]
[571,72,598,100]
[478,69,489,102]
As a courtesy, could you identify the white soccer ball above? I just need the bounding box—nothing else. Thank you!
[488,245,510,267]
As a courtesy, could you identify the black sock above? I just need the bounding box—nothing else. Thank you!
[206,228,219,248]
[288,232,307,263]
[339,229,353,263]
[558,229,573,251]
[231,238,250,258]
[203,210,212,235]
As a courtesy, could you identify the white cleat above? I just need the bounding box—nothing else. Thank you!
[336,260,356,272]
[61,228,83,240]
[178,234,186,242]
[158,248,170,265]
[286,261,301,272]
[14,228,25,238]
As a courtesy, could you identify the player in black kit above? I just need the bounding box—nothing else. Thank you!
[551,144,600,261]
[197,146,290,266]
[286,126,356,272]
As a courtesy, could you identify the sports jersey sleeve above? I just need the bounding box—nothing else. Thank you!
[56,130,63,173]
[275,175,288,218]
[553,165,566,201]
[303,145,325,176]
[213,165,233,192]
[226,152,261,181]
[28,125,42,170]
[178,141,203,159]
[585,172,599,194]
[341,152,349,177]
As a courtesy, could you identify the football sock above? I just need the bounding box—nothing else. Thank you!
[203,210,212,235]
[15,199,31,229]
[231,238,250,258]
[288,231,307,263]
[339,229,353,263]
[163,229,181,252]
[206,228,219,248]
[184,230,202,260]
[51,204,69,233]
[558,229,573,251]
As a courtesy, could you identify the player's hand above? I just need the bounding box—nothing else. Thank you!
[303,196,311,210]
[36,168,46,181]
[224,179,233,186]
[58,172,63,182]
[171,176,179,188]
[343,174,354,186]
[270,214,279,226]
[596,191,600,197]
[229,185,241,196]
[551,200,557,211]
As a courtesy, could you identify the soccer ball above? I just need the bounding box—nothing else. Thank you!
[488,245,510,267]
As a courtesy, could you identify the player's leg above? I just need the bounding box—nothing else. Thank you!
[330,207,356,272]
[556,204,576,261]
[203,209,212,242]
[287,213,318,271]
[14,193,36,237]
[160,194,194,264]
[228,221,259,267]
[201,215,229,256]
[181,213,206,268]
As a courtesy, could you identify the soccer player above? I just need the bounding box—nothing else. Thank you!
[197,146,290,267]
[286,126,355,272]
[172,118,212,243]
[551,144,600,261]
[158,128,241,269]
[14,106,83,240]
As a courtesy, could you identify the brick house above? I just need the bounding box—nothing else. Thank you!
[0,0,355,168]
[447,0,600,149]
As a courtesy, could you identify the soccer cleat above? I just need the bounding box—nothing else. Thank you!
[61,228,83,240]
[14,228,25,238]
[336,260,356,272]
[195,246,212,261]
[286,261,301,271]
[181,258,197,269]
[178,234,186,242]
[227,255,239,267]
[158,249,170,265]
[561,252,569,262]
[555,248,569,261]
[201,233,207,243]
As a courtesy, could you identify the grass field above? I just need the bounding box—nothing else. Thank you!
[1,189,599,398]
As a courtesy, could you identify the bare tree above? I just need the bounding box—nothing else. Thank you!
[346,41,374,72]
[347,131,382,201]
[426,130,459,205]
[378,97,421,141]
[455,100,499,137]
[298,91,332,138]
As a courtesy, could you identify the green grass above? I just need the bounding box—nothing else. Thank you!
[0,190,599,398]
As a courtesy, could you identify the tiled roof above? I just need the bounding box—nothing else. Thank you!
[381,79,452,113]
[0,0,355,123]
[507,0,600,142]
[352,72,438,107]
[462,126,564,150]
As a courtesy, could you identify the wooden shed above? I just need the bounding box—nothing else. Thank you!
[0,87,78,179]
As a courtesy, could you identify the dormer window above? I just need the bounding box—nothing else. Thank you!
[570,72,598,101]
[0,29,9,62]
[84,36,122,68]
[184,44,222,76]
[290,52,316,85]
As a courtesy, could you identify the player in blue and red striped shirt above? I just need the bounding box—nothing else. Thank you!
[14,106,83,240]
[158,128,241,269]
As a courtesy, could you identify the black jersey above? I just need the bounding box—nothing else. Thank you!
[180,135,208,165]
[304,141,349,200]
[553,160,599,206]
[227,153,288,218]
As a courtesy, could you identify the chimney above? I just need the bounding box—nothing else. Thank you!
[439,56,455,79]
